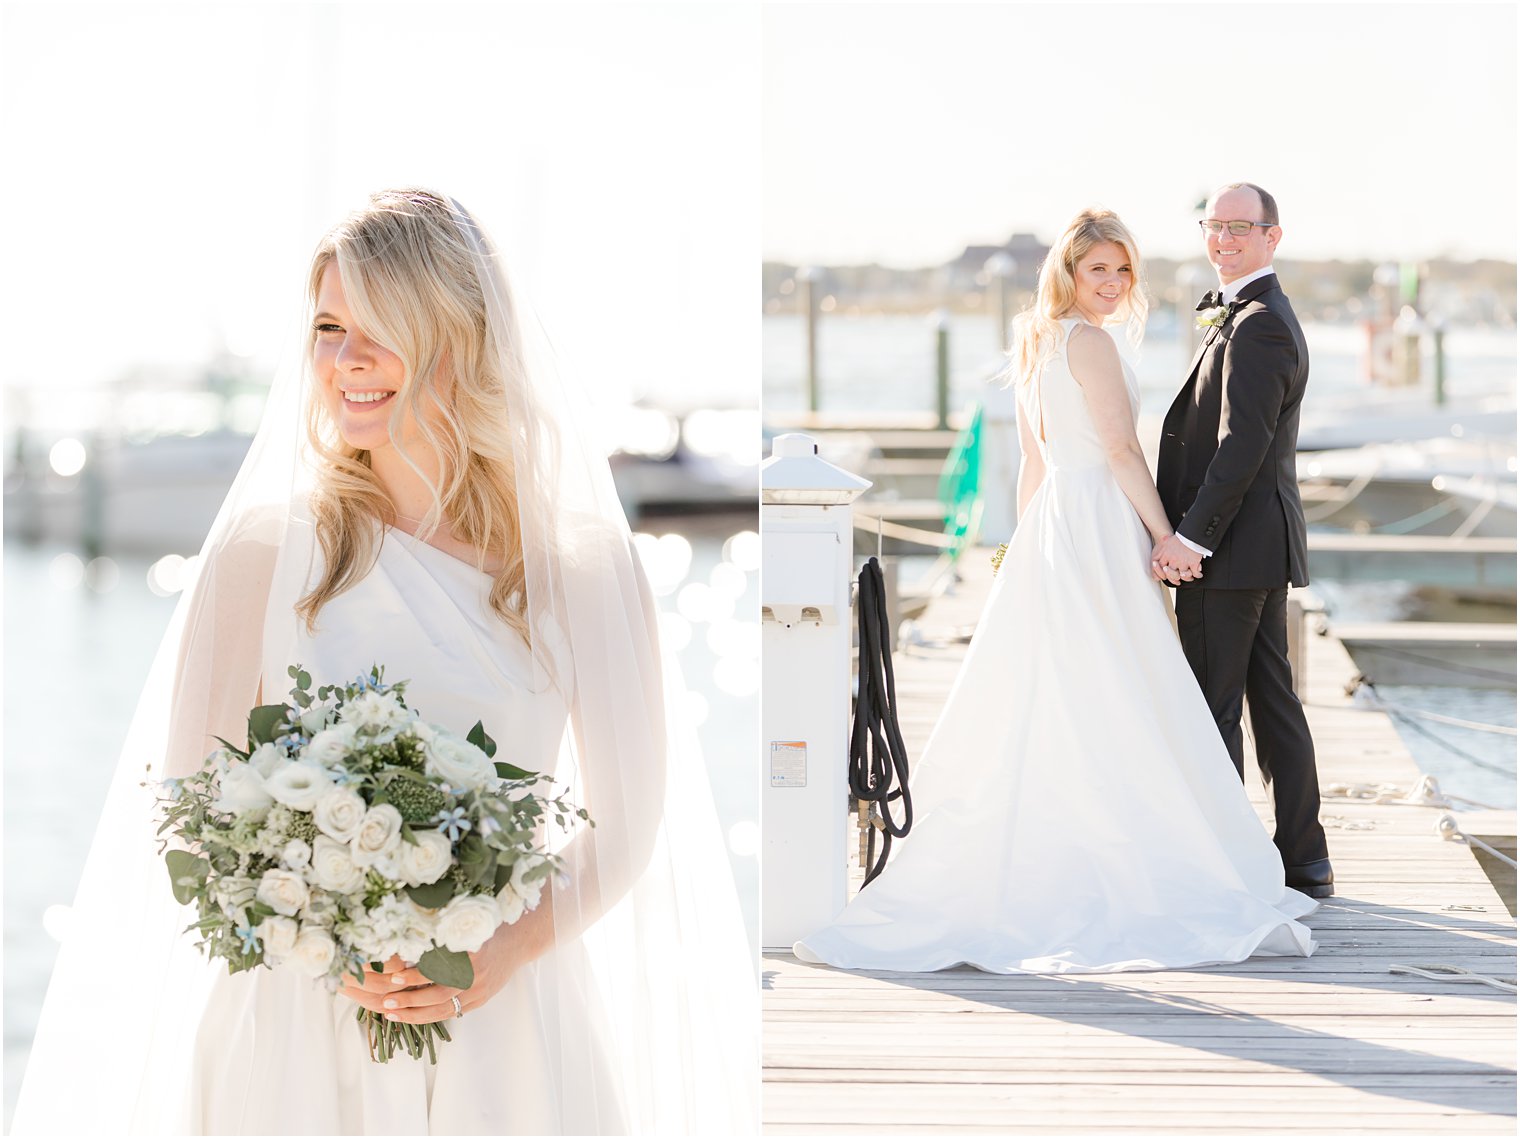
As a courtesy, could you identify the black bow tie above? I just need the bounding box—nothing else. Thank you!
[1196,290,1225,311]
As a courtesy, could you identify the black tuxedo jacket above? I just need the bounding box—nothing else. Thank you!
[1157,272,1310,590]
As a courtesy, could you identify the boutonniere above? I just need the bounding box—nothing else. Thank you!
[1194,303,1233,330]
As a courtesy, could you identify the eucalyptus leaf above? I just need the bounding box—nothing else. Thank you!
[247,704,287,748]
[417,945,474,990]
[406,879,457,908]
[165,850,209,905]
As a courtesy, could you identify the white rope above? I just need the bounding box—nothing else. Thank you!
[850,514,961,549]
[1321,774,1506,812]
[1350,690,1518,737]
[1388,963,1516,994]
[1436,812,1519,869]
[1301,467,1377,522]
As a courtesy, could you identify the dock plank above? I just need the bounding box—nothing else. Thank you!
[762,549,1516,1134]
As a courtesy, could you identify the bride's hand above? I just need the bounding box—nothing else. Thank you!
[336,923,532,1024]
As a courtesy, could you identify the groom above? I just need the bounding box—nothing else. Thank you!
[1151,182,1332,898]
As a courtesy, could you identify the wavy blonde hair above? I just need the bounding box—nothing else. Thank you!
[296,188,530,643]
[1006,207,1149,385]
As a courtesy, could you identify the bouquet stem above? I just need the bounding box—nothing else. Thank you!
[357,1007,453,1063]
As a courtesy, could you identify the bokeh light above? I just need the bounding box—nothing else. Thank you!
[723,530,760,572]
[48,553,85,590]
[48,438,87,477]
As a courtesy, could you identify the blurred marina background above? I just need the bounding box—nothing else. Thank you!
[762,3,1515,879]
[1,1,760,1125]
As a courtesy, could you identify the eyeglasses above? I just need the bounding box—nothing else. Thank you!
[1199,219,1276,236]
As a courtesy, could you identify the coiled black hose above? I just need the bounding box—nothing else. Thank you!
[849,557,913,887]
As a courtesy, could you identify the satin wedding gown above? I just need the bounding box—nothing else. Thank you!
[796,317,1318,973]
[191,526,620,1134]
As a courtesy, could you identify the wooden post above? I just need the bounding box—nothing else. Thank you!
[1433,322,1447,407]
[935,313,950,430]
[801,268,821,414]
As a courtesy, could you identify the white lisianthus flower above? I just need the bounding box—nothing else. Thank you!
[510,854,547,911]
[288,926,337,978]
[396,830,453,887]
[264,761,335,811]
[340,690,411,739]
[496,883,526,925]
[308,836,366,894]
[248,742,284,778]
[281,838,312,871]
[304,724,356,767]
[424,734,495,791]
[350,804,404,867]
[436,893,502,954]
[256,868,311,917]
[393,899,437,962]
[313,786,366,843]
[214,875,257,925]
[299,705,332,738]
[258,915,299,959]
[366,893,436,962]
[213,762,274,813]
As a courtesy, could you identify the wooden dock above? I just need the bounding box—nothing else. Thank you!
[763,552,1517,1135]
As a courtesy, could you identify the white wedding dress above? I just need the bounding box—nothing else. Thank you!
[795,318,1318,973]
[191,527,620,1135]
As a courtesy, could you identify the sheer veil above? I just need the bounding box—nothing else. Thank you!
[12,191,757,1135]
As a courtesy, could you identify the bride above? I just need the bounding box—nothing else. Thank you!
[14,189,755,1134]
[795,208,1318,974]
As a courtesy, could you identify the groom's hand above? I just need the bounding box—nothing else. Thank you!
[1151,534,1203,585]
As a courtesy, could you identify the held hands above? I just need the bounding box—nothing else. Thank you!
[1150,533,1204,585]
[337,921,527,1025]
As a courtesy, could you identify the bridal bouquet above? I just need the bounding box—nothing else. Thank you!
[157,665,589,1062]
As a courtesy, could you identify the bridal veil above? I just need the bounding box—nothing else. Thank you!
[13,190,757,1135]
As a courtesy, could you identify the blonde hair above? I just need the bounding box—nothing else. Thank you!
[296,188,530,643]
[1006,207,1149,385]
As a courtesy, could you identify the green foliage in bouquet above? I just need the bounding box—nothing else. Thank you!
[155,664,590,1063]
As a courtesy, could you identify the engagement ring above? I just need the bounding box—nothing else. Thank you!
[451,996,463,1019]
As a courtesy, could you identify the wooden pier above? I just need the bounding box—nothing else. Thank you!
[763,552,1517,1135]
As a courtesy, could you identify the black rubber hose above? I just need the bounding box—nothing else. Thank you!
[849,556,913,887]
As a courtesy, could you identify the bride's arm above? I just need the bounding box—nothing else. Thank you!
[1066,324,1174,543]
[1015,395,1046,521]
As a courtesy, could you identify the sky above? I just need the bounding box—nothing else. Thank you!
[0,1,761,400]
[763,1,1519,266]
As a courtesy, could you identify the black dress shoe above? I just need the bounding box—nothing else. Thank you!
[1285,858,1334,898]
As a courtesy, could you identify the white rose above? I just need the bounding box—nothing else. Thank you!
[396,830,454,887]
[281,839,312,871]
[340,690,411,738]
[304,724,355,767]
[308,836,366,894]
[313,786,366,842]
[435,893,501,954]
[264,762,335,811]
[258,915,298,958]
[288,926,336,978]
[256,869,310,917]
[212,763,274,813]
[248,742,284,778]
[350,804,404,867]
[424,734,495,791]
